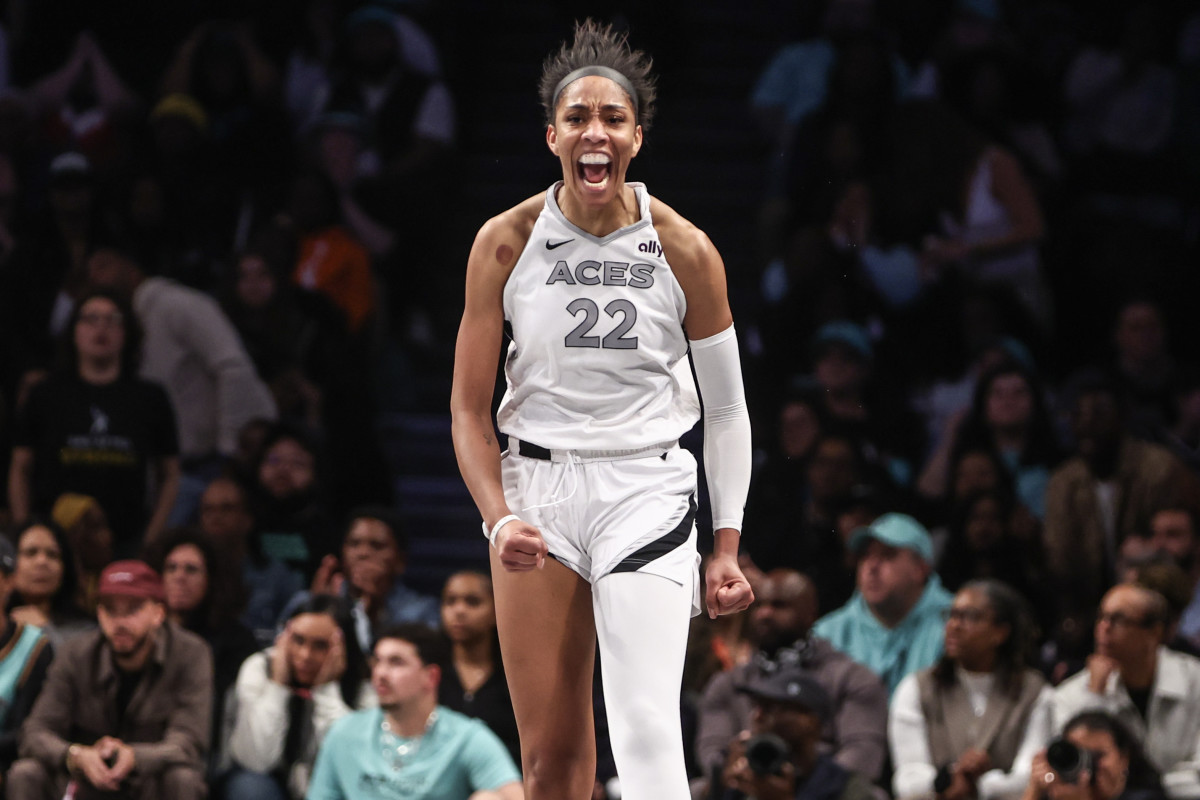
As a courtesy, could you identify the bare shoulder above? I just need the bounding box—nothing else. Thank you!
[471,192,545,268]
[463,193,544,314]
[649,196,731,337]
[649,196,719,273]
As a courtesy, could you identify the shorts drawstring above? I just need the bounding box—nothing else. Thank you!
[521,451,581,512]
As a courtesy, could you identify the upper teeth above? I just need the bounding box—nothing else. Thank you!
[580,153,611,164]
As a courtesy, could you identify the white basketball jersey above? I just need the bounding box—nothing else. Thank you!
[497,182,701,450]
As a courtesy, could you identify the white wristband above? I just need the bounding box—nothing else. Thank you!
[484,515,521,548]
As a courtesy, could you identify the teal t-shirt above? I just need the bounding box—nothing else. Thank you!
[307,706,520,800]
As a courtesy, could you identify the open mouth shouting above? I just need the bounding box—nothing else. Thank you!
[578,152,612,191]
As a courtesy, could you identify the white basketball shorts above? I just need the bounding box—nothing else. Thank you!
[500,437,702,615]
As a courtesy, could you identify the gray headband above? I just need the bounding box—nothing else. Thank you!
[551,66,639,119]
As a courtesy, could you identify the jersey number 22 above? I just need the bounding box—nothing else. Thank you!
[564,298,638,349]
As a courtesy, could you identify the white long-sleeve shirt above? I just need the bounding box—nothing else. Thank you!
[135,277,276,458]
[890,669,1054,800]
[1053,647,1200,800]
[226,650,375,798]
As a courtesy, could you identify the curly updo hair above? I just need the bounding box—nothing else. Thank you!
[539,19,657,132]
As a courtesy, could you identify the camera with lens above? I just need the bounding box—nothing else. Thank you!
[1046,737,1095,785]
[744,733,791,777]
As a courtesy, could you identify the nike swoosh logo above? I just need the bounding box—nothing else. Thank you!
[546,238,574,250]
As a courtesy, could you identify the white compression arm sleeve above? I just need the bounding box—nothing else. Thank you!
[689,325,751,532]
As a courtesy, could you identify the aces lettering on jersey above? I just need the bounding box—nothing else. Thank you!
[545,260,655,289]
[545,259,655,350]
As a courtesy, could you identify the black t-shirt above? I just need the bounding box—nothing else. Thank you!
[1128,684,1153,721]
[439,662,521,767]
[13,372,179,545]
[114,665,145,730]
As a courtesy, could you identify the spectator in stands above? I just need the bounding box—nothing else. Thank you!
[137,92,228,288]
[814,513,954,695]
[158,20,292,238]
[907,0,1009,102]
[1044,373,1197,627]
[741,389,825,551]
[757,30,898,283]
[439,570,519,767]
[250,423,334,577]
[319,7,455,209]
[0,534,53,776]
[915,111,1049,332]
[0,151,101,402]
[27,32,137,173]
[923,361,1060,520]
[5,518,92,643]
[1136,508,1200,644]
[890,579,1053,800]
[807,320,924,486]
[937,45,1063,189]
[1110,298,1181,437]
[285,506,439,653]
[745,431,866,610]
[912,336,1038,468]
[85,243,277,526]
[696,569,888,790]
[949,446,1011,506]
[226,216,390,515]
[720,666,876,800]
[1021,711,1167,800]
[9,560,212,799]
[1061,5,1177,172]
[318,6,458,330]
[284,2,446,133]
[1052,584,1200,800]
[306,623,521,800]
[284,169,376,336]
[749,0,907,151]
[1124,559,1200,658]
[49,492,112,614]
[1165,372,1200,469]
[308,112,400,260]
[224,593,372,800]
[938,488,1044,607]
[8,289,180,550]
[221,224,349,430]
[145,526,258,763]
[198,475,302,645]
[936,446,1042,569]
[280,0,342,131]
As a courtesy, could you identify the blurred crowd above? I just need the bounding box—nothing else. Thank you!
[0,0,1196,798]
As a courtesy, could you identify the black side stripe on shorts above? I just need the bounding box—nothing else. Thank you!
[610,495,697,574]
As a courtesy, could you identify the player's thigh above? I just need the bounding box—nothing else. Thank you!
[491,547,596,746]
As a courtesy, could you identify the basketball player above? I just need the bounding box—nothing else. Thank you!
[451,20,754,800]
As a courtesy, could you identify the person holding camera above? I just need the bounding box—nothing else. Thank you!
[720,665,875,800]
[697,569,889,788]
[890,579,1054,800]
[1052,584,1200,799]
[1022,711,1166,800]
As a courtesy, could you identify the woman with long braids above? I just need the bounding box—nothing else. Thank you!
[890,579,1054,800]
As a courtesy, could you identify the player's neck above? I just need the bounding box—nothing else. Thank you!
[557,183,638,237]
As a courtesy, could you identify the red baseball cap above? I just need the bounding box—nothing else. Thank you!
[97,560,165,602]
